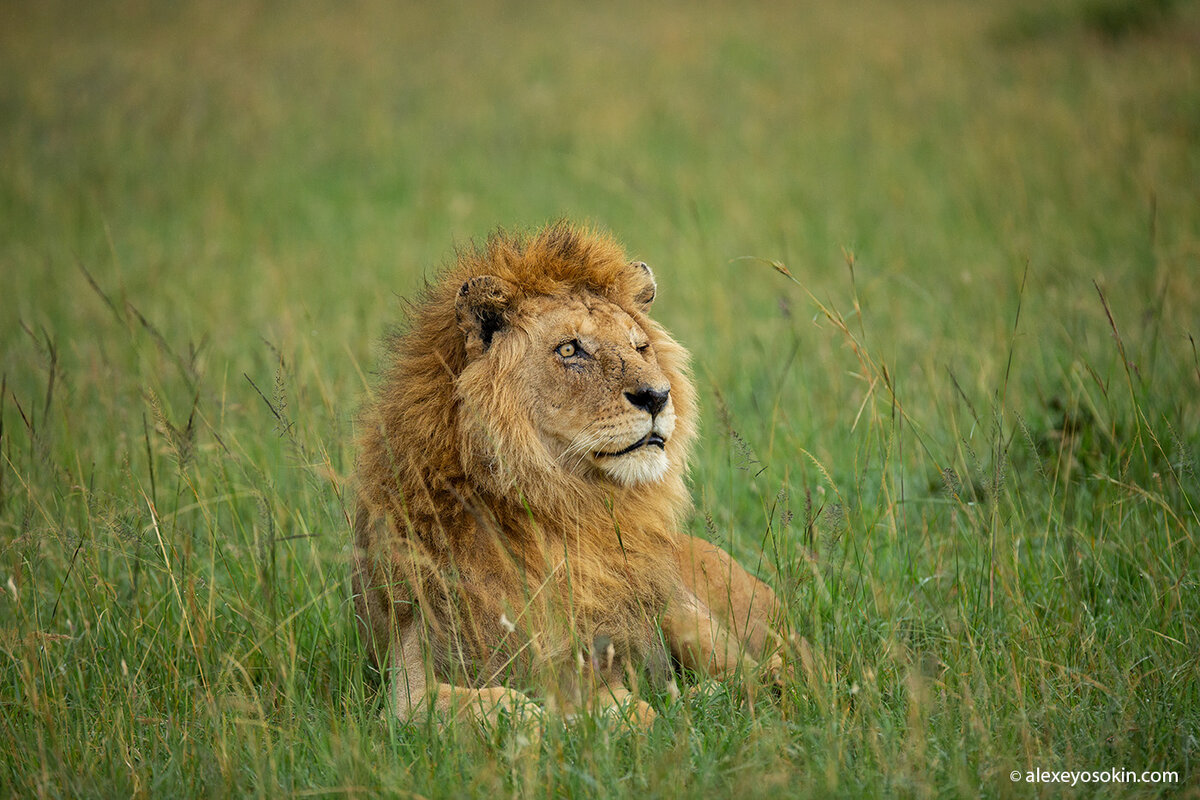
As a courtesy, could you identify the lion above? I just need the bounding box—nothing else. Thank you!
[352,223,786,729]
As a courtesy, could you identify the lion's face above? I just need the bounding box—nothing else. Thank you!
[454,260,686,490]
[519,292,676,486]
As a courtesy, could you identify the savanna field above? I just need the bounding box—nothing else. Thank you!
[2,1,1198,797]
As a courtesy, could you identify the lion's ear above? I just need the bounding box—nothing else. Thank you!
[455,275,519,357]
[630,261,656,313]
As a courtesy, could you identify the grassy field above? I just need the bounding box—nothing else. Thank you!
[2,0,1198,796]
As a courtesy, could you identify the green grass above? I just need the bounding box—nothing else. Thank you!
[2,1,1198,797]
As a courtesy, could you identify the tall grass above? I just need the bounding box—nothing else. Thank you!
[2,0,1197,797]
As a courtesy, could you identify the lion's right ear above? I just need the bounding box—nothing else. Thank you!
[455,275,519,357]
[629,261,656,313]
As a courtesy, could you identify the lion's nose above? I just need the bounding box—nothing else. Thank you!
[625,386,670,416]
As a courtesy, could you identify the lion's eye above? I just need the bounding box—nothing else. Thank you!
[556,341,577,358]
[636,342,650,354]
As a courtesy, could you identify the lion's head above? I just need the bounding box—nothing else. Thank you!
[454,259,685,491]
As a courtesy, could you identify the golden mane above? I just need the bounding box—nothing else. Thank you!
[353,223,698,688]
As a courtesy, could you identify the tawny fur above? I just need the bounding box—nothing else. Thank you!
[352,223,784,727]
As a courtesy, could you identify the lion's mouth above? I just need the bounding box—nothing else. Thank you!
[596,432,666,458]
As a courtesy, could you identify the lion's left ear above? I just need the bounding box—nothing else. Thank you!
[629,261,656,313]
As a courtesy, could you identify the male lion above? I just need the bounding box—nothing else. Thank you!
[353,224,785,728]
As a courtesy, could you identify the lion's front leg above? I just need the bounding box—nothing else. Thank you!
[389,621,540,732]
[664,534,787,684]
[663,590,758,678]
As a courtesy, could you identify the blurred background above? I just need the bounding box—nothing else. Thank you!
[5,0,1196,377]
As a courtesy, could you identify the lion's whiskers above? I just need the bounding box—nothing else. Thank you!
[559,421,612,473]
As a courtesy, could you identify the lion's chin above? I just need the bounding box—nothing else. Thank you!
[596,448,670,486]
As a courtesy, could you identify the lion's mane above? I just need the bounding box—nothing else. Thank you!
[353,224,697,691]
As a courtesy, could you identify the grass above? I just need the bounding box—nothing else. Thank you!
[2,0,1198,796]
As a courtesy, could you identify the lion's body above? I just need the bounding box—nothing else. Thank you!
[353,224,783,725]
